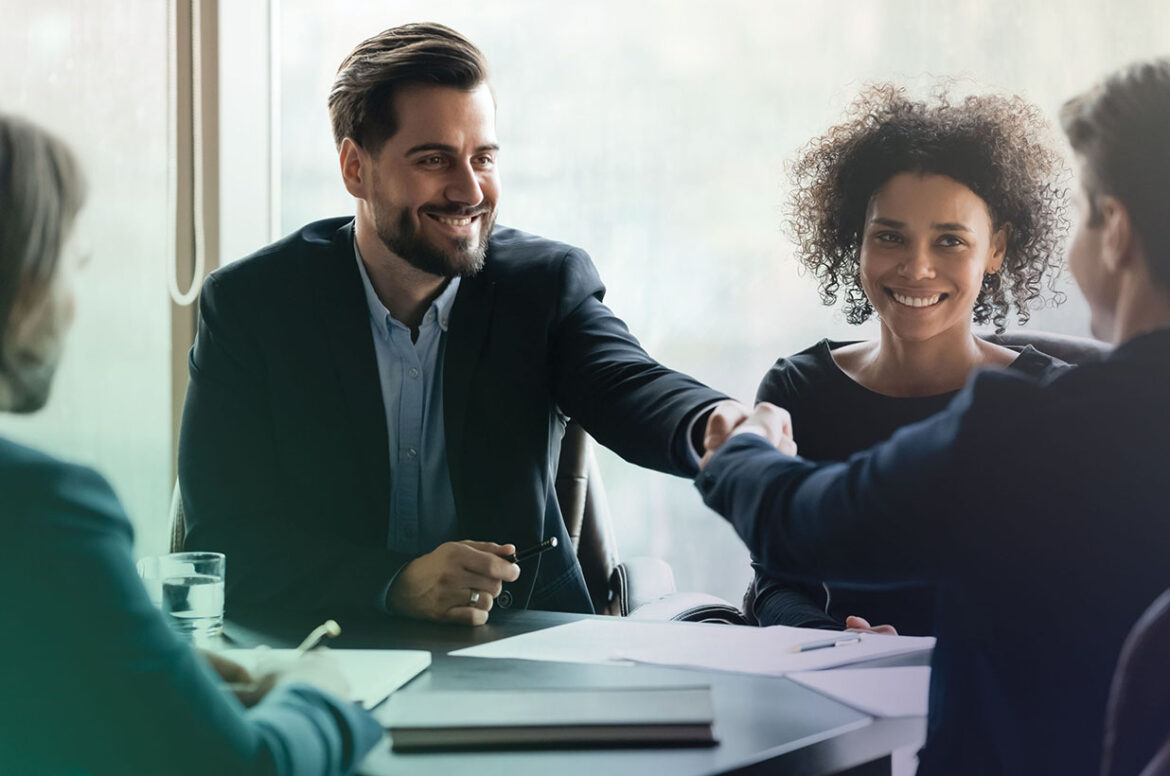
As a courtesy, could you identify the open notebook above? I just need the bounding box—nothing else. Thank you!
[218,648,431,708]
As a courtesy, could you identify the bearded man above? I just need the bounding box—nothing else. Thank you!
[179,23,742,625]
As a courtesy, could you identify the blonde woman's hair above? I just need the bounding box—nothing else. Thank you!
[0,114,85,412]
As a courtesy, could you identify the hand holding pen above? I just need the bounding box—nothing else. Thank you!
[208,619,347,707]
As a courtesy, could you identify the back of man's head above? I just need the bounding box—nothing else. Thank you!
[1061,58,1170,289]
[328,23,489,154]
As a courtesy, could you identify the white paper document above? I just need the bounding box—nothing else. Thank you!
[450,619,933,676]
[218,648,431,708]
[788,667,931,717]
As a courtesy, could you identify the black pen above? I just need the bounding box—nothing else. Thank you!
[507,536,558,564]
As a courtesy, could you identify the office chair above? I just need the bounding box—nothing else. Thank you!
[1101,587,1170,776]
[170,420,745,624]
[982,329,1109,366]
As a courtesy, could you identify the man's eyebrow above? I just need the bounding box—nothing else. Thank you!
[870,217,906,228]
[404,143,457,156]
[404,142,501,156]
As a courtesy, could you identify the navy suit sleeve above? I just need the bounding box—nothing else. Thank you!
[748,355,843,629]
[180,272,414,612]
[1,452,382,776]
[696,374,1020,584]
[548,247,727,475]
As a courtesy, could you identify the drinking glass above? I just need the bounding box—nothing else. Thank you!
[136,551,225,640]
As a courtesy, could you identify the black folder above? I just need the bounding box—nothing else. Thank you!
[379,685,717,751]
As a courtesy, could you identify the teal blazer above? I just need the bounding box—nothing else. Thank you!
[0,436,383,775]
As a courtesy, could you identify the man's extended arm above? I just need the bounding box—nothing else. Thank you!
[547,247,730,475]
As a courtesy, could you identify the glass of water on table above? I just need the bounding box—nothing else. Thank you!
[137,552,225,640]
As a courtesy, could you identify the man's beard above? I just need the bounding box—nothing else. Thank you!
[374,201,495,278]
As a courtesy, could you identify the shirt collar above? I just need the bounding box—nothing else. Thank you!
[353,238,461,333]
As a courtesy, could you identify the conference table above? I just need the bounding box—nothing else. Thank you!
[225,608,928,776]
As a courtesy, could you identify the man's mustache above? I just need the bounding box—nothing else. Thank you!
[419,205,492,218]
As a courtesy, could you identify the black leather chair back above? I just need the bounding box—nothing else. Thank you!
[1102,588,1170,776]
[982,329,1110,365]
[557,421,621,614]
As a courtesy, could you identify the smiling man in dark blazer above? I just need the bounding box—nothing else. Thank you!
[178,23,738,625]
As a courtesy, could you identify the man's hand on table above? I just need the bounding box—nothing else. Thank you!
[387,540,521,626]
[845,615,899,636]
[700,401,798,468]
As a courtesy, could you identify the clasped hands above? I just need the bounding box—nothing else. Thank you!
[700,398,798,468]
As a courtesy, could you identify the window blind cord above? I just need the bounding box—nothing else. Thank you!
[167,0,205,308]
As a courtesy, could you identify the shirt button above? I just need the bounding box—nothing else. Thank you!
[406,448,417,459]
[497,590,513,609]
[408,367,420,379]
[426,310,435,322]
[440,318,448,328]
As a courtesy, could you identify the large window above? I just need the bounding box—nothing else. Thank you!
[0,2,175,555]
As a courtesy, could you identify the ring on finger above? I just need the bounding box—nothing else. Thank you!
[469,589,481,605]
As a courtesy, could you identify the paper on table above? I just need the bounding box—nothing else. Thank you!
[218,648,431,708]
[450,619,933,676]
[788,667,931,718]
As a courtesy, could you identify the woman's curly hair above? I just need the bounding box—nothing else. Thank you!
[787,84,1069,332]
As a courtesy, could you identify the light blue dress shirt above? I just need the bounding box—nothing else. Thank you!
[354,243,460,557]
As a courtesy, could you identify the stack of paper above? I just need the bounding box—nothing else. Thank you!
[450,619,933,676]
[788,667,931,717]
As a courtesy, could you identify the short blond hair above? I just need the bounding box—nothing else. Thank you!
[0,114,85,412]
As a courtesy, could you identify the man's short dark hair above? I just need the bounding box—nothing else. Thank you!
[1061,58,1170,289]
[328,23,489,153]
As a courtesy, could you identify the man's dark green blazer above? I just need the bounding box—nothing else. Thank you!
[179,218,724,615]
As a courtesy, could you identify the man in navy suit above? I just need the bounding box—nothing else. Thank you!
[698,59,1170,774]
[179,23,742,624]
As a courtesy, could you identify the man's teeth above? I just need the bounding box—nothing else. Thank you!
[433,215,474,226]
[892,292,942,308]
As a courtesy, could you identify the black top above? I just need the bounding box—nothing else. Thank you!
[0,436,382,775]
[699,328,1170,774]
[748,339,1069,634]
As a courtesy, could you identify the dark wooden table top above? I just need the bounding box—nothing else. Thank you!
[225,608,926,776]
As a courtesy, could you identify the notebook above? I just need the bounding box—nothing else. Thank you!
[377,685,717,750]
[218,648,431,708]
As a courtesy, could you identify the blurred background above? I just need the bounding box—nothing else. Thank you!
[2,0,1167,604]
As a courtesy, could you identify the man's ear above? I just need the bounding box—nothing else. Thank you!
[986,223,1010,274]
[339,137,368,199]
[1099,195,1135,274]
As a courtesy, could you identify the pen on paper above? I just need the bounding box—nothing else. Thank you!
[296,619,342,654]
[787,635,862,653]
[508,537,558,564]
[220,619,342,702]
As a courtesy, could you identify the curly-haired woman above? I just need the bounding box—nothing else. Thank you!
[747,85,1072,635]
